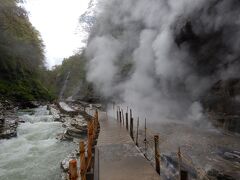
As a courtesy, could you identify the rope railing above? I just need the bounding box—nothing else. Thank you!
[114,105,209,180]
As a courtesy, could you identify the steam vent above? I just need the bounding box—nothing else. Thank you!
[0,0,239,180]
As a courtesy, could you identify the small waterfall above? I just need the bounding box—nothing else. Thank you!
[59,71,71,100]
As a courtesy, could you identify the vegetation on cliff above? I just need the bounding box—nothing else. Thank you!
[0,0,53,102]
[47,53,94,101]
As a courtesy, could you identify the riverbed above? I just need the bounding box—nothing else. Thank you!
[0,106,74,180]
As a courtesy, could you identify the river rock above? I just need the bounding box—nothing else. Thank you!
[0,115,18,139]
[61,151,79,172]
[61,148,81,180]
[207,169,236,180]
[62,114,88,140]
[0,99,19,140]
[18,101,40,109]
[66,127,86,138]
[70,116,87,130]
[49,106,61,121]
[0,116,4,126]
[217,147,240,163]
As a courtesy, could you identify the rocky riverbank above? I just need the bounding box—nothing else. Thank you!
[56,101,102,180]
[0,98,49,140]
[0,99,98,179]
[48,102,92,142]
[0,100,19,139]
[47,102,95,179]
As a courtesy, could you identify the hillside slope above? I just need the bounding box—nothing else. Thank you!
[0,0,53,102]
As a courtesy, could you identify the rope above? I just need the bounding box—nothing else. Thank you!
[114,105,210,179]
[142,132,209,179]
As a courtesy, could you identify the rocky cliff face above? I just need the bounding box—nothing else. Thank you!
[203,78,240,133]
[173,0,240,133]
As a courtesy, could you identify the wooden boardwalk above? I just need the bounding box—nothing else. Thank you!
[94,112,160,180]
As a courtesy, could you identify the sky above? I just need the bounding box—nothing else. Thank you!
[23,0,90,68]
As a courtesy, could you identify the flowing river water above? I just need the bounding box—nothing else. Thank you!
[0,106,74,180]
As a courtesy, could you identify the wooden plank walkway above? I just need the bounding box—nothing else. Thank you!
[94,112,160,180]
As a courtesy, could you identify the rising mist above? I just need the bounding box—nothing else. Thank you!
[85,0,240,122]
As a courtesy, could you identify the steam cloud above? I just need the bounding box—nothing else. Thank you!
[85,0,240,122]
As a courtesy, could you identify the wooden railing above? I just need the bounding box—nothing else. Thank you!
[115,106,209,180]
[69,109,99,180]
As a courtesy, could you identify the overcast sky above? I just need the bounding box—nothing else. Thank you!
[23,0,90,68]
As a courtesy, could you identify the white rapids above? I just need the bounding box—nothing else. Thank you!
[0,106,74,180]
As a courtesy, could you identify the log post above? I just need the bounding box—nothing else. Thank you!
[154,135,160,175]
[95,109,98,123]
[119,108,122,123]
[87,121,93,171]
[130,109,134,140]
[94,117,97,135]
[121,109,124,125]
[126,107,128,130]
[180,170,188,180]
[69,159,78,180]
[136,117,139,146]
[144,118,147,152]
[178,147,182,180]
[80,141,86,180]
[94,110,98,136]
[178,146,188,180]
[116,109,119,121]
[92,118,96,139]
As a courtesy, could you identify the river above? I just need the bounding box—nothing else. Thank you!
[0,106,74,180]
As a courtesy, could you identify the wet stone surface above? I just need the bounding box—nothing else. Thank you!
[54,102,92,180]
[0,101,19,139]
[61,150,79,172]
[61,115,88,141]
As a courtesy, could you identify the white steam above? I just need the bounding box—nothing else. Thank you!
[85,0,240,122]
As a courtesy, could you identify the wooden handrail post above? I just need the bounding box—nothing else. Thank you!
[144,118,147,152]
[180,170,188,180]
[121,109,124,125]
[80,141,86,180]
[178,147,182,180]
[116,109,119,121]
[177,148,188,180]
[87,121,93,171]
[87,121,90,140]
[69,159,78,180]
[126,107,128,130]
[119,107,122,123]
[95,109,98,122]
[130,109,134,140]
[94,117,97,134]
[130,108,132,119]
[136,117,139,146]
[94,110,98,137]
[154,135,160,175]
[91,118,95,139]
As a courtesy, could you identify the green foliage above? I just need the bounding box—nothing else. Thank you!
[0,0,53,102]
[0,75,54,102]
[49,53,92,100]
